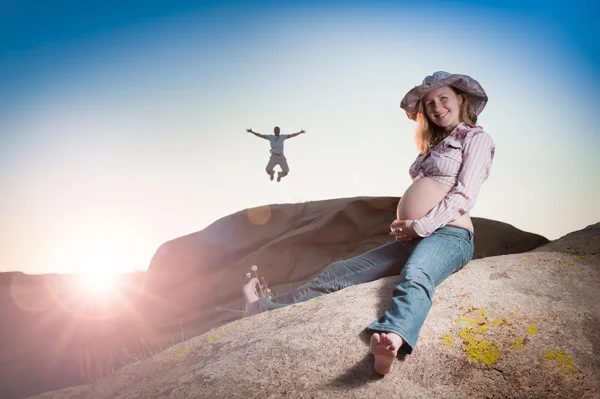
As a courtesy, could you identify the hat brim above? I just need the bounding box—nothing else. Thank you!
[400,74,488,121]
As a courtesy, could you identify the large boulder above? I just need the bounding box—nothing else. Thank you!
[1,196,549,399]
[28,222,600,399]
[532,222,600,257]
[144,196,549,334]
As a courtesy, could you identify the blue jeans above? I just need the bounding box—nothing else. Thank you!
[257,225,474,353]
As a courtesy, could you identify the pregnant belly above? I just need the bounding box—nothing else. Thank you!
[397,177,473,231]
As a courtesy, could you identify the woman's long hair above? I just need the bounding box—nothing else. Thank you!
[414,87,478,153]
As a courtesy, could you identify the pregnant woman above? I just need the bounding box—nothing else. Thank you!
[242,71,496,376]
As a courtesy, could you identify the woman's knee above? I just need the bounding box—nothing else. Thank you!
[399,263,435,286]
[395,265,436,300]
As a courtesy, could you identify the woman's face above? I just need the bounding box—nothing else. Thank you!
[422,86,463,132]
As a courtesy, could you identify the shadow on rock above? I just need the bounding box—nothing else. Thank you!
[324,353,383,389]
[326,329,409,391]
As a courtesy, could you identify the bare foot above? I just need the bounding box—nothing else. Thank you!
[243,277,261,317]
[370,332,403,375]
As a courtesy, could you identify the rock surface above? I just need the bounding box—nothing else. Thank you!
[27,222,600,399]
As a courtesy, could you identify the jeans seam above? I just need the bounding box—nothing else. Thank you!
[462,235,475,265]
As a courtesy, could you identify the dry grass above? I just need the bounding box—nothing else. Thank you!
[78,323,193,384]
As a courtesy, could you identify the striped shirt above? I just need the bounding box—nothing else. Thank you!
[409,122,496,237]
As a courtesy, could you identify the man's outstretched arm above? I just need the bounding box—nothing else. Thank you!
[286,129,306,139]
[246,128,267,139]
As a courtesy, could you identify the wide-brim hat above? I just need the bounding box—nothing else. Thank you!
[400,71,488,121]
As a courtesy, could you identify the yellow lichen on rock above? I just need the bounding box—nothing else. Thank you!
[542,348,580,378]
[489,316,511,328]
[207,325,230,343]
[512,337,524,350]
[447,301,549,367]
[453,306,501,365]
[172,343,193,359]
[456,307,487,328]
[440,334,454,347]
[459,325,500,365]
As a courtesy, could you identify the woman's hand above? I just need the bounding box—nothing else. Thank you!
[389,219,419,241]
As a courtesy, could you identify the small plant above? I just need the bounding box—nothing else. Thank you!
[247,264,274,300]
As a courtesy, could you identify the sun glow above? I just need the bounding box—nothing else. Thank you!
[54,228,142,296]
[77,268,117,294]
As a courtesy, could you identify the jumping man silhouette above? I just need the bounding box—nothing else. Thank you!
[246,126,306,182]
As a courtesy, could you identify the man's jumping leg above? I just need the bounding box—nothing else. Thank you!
[265,157,277,181]
[278,159,290,182]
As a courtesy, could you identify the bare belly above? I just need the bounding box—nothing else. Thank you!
[397,177,473,232]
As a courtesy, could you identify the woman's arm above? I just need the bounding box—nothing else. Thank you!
[412,130,496,237]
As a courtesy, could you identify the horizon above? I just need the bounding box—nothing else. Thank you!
[1,0,599,276]
[3,192,581,277]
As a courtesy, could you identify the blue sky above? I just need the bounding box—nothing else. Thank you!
[1,0,598,275]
